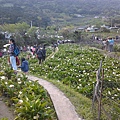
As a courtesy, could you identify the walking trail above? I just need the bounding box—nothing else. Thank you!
[0,48,82,120]
[0,74,82,120]
[0,97,15,120]
[28,75,82,120]
[28,49,82,120]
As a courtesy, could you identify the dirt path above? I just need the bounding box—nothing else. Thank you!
[0,97,15,120]
[28,75,82,120]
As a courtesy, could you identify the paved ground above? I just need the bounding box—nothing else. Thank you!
[28,75,82,120]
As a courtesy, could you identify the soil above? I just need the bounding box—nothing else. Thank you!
[0,97,15,120]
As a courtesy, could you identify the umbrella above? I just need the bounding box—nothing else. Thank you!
[3,44,10,47]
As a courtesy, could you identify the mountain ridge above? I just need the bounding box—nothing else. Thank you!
[0,0,120,27]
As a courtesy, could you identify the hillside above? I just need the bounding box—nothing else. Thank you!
[0,0,120,27]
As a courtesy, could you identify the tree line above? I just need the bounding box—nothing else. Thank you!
[0,0,120,27]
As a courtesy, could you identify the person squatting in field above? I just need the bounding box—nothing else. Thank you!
[18,58,29,74]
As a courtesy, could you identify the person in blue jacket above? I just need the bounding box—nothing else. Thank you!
[18,58,29,74]
[108,37,114,52]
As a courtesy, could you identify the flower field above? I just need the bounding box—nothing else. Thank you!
[0,57,57,120]
[30,44,120,119]
[0,43,119,120]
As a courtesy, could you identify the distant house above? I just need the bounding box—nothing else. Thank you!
[74,14,84,18]
[86,26,98,32]
[77,26,87,31]
[94,16,100,19]
[101,25,109,29]
[101,25,119,30]
[109,26,119,30]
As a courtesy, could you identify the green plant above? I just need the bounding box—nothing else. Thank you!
[0,57,57,120]
[0,118,8,120]
[29,44,120,119]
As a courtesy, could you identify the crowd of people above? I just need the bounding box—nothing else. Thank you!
[0,36,118,75]
[7,38,47,75]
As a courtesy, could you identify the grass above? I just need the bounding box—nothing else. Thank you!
[50,80,94,120]
[31,74,95,120]
[22,51,95,119]
[27,44,120,120]
[31,72,118,120]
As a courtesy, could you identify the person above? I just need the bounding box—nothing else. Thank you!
[52,43,58,52]
[0,50,3,57]
[42,45,46,61]
[8,38,17,74]
[108,37,114,52]
[106,38,109,51]
[36,47,44,64]
[18,58,29,74]
[102,39,106,50]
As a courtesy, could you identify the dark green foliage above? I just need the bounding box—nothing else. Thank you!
[0,0,120,27]
[29,44,120,119]
[0,57,57,120]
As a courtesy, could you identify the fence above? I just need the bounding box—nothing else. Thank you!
[92,60,119,120]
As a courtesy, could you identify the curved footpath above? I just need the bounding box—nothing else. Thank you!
[28,75,82,120]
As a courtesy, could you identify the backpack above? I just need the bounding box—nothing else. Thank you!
[37,49,43,58]
[14,46,20,56]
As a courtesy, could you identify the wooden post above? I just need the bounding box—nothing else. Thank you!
[98,68,104,120]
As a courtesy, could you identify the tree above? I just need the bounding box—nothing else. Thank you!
[27,27,39,45]
[0,22,30,46]
[0,22,30,34]
[40,16,51,28]
[60,29,70,39]
[15,22,30,35]
[73,31,81,42]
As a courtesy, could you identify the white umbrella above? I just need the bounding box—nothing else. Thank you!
[3,44,10,47]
